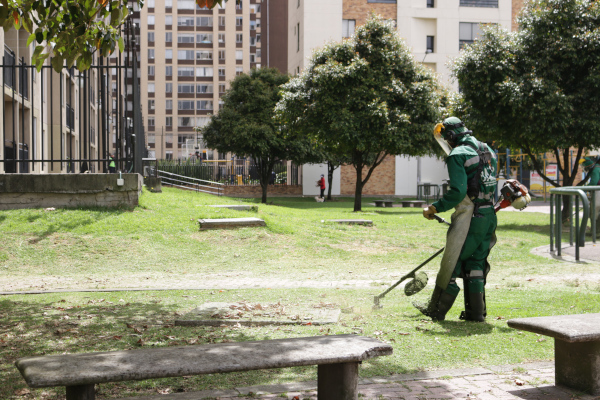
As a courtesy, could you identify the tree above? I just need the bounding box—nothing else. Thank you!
[451,0,600,218]
[200,67,316,204]
[276,15,443,212]
[0,0,139,71]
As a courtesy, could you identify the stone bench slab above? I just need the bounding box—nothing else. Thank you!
[15,335,392,388]
[208,205,257,211]
[507,313,600,343]
[327,219,373,226]
[198,217,265,230]
[373,200,394,208]
[402,201,425,208]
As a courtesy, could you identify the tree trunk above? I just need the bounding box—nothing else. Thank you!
[327,162,337,201]
[353,161,363,212]
[256,158,272,204]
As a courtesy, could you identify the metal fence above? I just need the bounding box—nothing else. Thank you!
[158,170,224,196]
[0,18,145,175]
[157,159,300,186]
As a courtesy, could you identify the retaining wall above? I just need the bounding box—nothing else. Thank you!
[0,173,143,210]
[223,185,302,198]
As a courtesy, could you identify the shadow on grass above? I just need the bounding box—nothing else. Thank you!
[0,297,326,398]
[496,223,550,234]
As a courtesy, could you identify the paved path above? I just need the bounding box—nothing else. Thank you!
[116,361,599,399]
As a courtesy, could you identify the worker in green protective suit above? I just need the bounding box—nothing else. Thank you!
[580,156,600,234]
[417,117,498,323]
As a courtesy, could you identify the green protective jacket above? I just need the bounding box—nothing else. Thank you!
[432,135,498,214]
[586,165,600,186]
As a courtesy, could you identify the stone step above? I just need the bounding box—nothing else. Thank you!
[199,217,266,230]
[208,204,257,211]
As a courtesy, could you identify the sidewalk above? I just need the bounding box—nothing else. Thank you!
[116,361,600,400]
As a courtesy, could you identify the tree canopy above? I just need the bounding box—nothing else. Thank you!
[276,15,443,211]
[451,0,600,190]
[200,67,318,204]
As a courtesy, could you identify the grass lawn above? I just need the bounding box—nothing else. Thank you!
[1,188,599,399]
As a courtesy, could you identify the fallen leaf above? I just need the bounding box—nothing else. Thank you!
[113,336,122,340]
[515,379,525,386]
[14,388,30,396]
[157,388,172,394]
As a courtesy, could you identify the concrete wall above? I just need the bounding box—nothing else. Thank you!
[0,173,143,210]
[302,163,341,196]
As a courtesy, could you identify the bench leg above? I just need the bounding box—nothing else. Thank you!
[555,339,600,395]
[317,362,359,400]
[66,384,95,400]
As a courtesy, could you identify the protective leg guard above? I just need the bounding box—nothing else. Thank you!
[460,272,486,322]
[467,292,485,322]
[413,286,457,322]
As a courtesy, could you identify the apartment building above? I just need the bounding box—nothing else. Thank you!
[0,27,115,174]
[138,0,284,160]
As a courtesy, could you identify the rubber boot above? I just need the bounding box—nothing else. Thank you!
[467,292,485,322]
[413,286,457,322]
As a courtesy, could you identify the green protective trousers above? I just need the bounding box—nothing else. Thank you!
[444,209,497,297]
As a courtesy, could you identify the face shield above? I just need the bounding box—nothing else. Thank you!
[434,123,452,156]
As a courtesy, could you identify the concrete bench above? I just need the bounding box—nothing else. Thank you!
[198,217,265,230]
[507,313,600,394]
[208,204,257,211]
[15,334,392,400]
[374,200,394,208]
[327,219,373,226]
[401,200,425,208]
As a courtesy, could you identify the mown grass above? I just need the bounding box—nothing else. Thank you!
[1,188,599,399]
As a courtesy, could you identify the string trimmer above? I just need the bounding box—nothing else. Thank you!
[373,214,450,309]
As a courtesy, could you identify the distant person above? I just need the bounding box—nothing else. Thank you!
[580,156,600,233]
[108,154,116,173]
[317,174,326,199]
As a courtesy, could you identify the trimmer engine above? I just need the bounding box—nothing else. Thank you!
[496,179,531,211]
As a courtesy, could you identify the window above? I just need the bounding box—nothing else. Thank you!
[257,48,261,59]
[166,117,172,127]
[148,117,155,127]
[427,0,434,7]
[197,100,213,110]
[218,67,225,76]
[426,36,434,53]
[197,17,213,27]
[148,134,155,144]
[165,151,173,160]
[236,33,243,43]
[235,66,243,76]
[196,67,214,77]
[196,50,213,60]
[148,49,155,59]
[178,50,195,60]
[147,0,155,7]
[218,50,226,60]
[165,0,172,7]
[178,0,195,8]
[219,16,226,26]
[165,15,172,25]
[197,33,212,43]
[342,19,355,38]
[219,100,224,110]
[166,32,172,42]
[235,1,242,9]
[178,84,195,94]
[178,100,195,109]
[297,23,300,52]
[178,34,195,43]
[218,33,225,43]
[197,84,213,93]
[235,50,243,60]
[166,83,173,93]
[236,16,243,26]
[250,34,260,45]
[249,4,260,13]
[148,83,155,93]
[166,66,172,76]
[166,100,173,110]
[148,65,155,76]
[197,117,210,127]
[178,67,195,77]
[148,32,155,42]
[178,117,195,127]
[165,49,173,59]
[166,134,173,143]
[460,0,498,7]
[148,15,155,25]
[250,53,256,63]
[249,20,257,30]
[219,83,226,93]
[459,22,485,49]
[178,17,194,26]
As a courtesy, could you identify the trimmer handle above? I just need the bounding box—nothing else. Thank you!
[433,214,450,226]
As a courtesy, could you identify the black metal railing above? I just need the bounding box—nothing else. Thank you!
[19,61,28,99]
[460,0,498,7]
[157,159,299,186]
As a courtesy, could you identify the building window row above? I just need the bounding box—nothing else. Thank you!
[177,83,214,93]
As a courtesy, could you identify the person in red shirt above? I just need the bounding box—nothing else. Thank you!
[317,174,326,199]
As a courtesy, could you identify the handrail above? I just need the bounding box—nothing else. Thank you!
[549,187,589,261]
[158,169,224,196]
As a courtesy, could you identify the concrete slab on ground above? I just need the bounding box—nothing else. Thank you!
[208,205,257,211]
[198,217,265,230]
[326,219,373,226]
[175,301,341,327]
